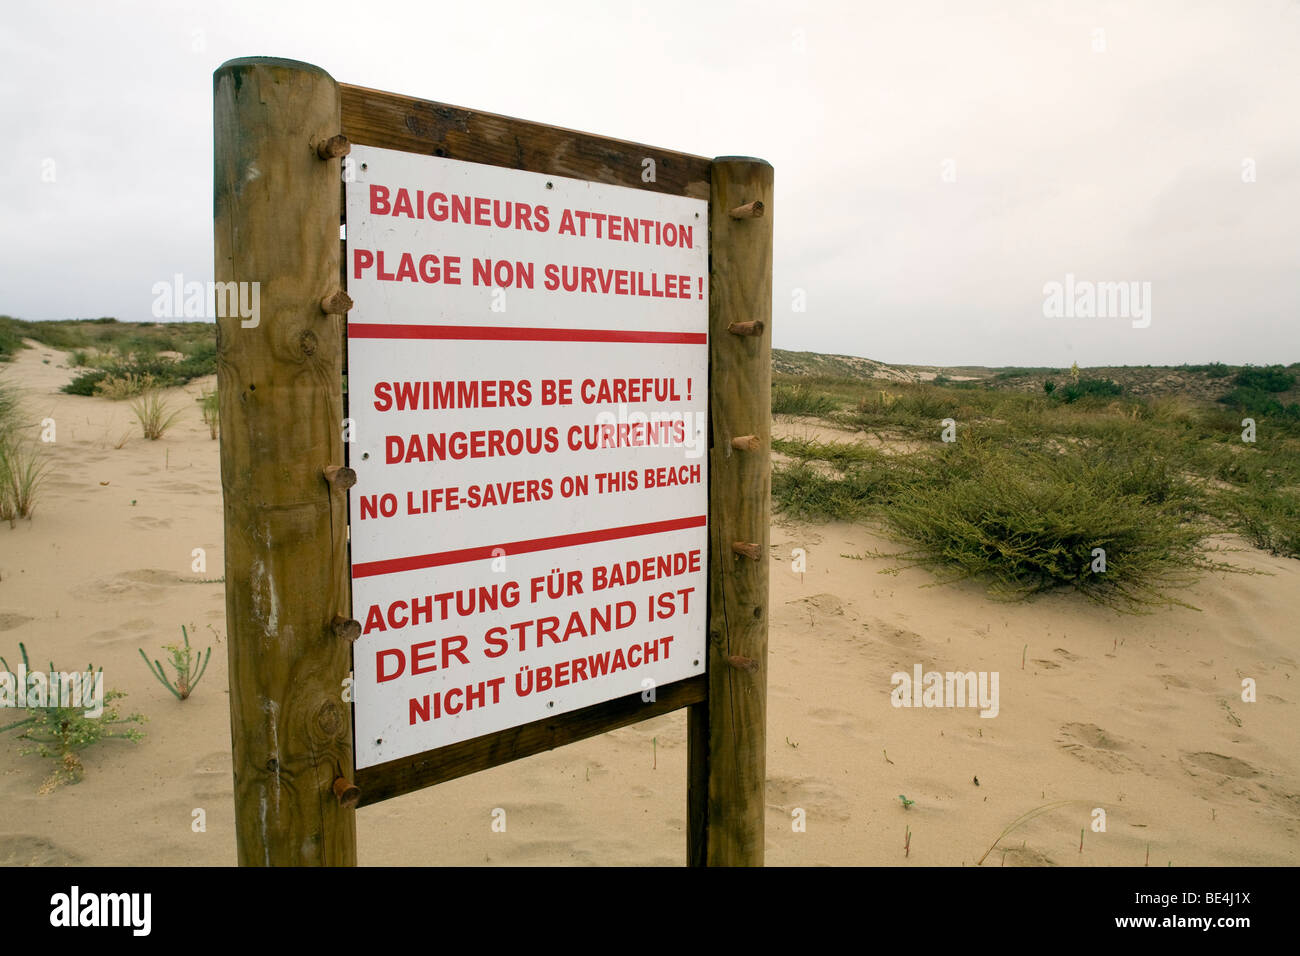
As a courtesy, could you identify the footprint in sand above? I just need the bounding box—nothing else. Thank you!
[807,705,865,735]
[765,773,852,823]
[997,844,1056,867]
[1180,752,1260,778]
[72,569,181,601]
[1179,753,1300,821]
[1056,723,1144,774]
[0,612,34,632]
[156,482,210,495]
[872,620,925,650]
[88,617,156,646]
[0,834,84,866]
[131,515,174,530]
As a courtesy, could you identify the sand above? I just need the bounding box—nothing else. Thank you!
[1,340,1297,866]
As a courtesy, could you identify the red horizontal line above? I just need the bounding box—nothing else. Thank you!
[348,323,707,344]
[352,514,707,579]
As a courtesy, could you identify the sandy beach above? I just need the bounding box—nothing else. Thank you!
[1,339,1297,866]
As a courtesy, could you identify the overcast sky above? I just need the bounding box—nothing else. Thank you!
[2,0,1295,367]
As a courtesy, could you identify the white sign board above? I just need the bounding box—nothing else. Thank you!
[345,146,709,769]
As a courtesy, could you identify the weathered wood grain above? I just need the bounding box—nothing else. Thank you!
[339,83,711,199]
[689,156,774,867]
[214,56,356,866]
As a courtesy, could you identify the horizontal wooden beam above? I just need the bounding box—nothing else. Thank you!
[355,675,707,806]
[339,83,711,200]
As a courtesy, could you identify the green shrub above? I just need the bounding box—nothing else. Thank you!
[772,382,839,417]
[0,320,25,362]
[1217,387,1300,420]
[1234,365,1296,393]
[0,642,146,792]
[62,369,110,396]
[1179,362,1232,378]
[771,426,1240,609]
[63,347,216,396]
[874,441,1220,609]
[93,371,156,400]
[1228,490,1300,558]
[1050,378,1123,403]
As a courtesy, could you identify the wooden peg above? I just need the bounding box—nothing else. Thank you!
[323,465,356,490]
[730,434,761,452]
[728,200,764,219]
[727,320,764,336]
[332,777,361,809]
[320,289,354,315]
[317,134,351,160]
[331,615,361,642]
[732,541,761,561]
[727,655,760,673]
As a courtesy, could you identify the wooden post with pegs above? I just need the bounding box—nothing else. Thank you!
[214,56,357,866]
[688,156,774,866]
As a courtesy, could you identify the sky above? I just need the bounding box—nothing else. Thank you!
[1,0,1296,368]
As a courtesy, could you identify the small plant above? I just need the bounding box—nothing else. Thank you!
[93,371,154,400]
[196,389,219,440]
[898,794,914,809]
[138,625,212,700]
[0,642,145,792]
[129,387,183,440]
[772,382,838,417]
[0,429,50,524]
[976,800,1078,865]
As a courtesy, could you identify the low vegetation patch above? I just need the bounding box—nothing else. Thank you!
[770,368,1298,609]
[772,382,841,416]
[1,642,146,792]
[0,379,49,523]
[129,388,184,440]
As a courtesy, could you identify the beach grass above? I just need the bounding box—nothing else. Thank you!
[770,371,1299,608]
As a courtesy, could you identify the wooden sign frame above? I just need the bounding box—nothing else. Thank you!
[214,56,771,866]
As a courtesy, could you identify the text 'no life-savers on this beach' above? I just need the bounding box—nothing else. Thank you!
[346,145,709,768]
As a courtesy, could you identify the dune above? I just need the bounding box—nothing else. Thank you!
[1,340,1297,866]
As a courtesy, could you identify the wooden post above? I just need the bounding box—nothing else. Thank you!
[214,57,356,866]
[688,157,774,866]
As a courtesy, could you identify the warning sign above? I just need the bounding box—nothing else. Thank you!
[345,146,709,768]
